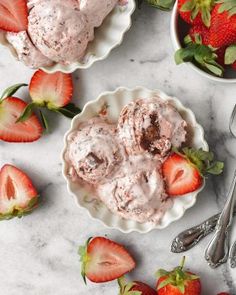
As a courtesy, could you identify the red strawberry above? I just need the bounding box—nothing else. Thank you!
[178,0,214,27]
[118,277,156,295]
[0,0,28,32]
[162,153,202,196]
[79,237,136,283]
[232,61,236,70]
[156,257,201,295]
[0,164,38,220]
[0,97,42,142]
[216,47,226,67]
[29,70,73,109]
[189,25,210,45]
[209,2,236,48]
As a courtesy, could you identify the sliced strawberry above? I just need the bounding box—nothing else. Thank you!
[0,164,38,220]
[0,0,28,32]
[29,70,73,109]
[118,277,156,295]
[162,153,202,196]
[0,97,42,142]
[79,237,136,283]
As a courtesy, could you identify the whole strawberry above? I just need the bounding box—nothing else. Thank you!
[118,277,156,295]
[209,1,236,48]
[156,257,201,295]
[178,0,215,27]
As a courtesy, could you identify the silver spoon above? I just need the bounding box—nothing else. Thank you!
[229,104,236,138]
[171,208,236,253]
[229,240,236,268]
[205,170,236,268]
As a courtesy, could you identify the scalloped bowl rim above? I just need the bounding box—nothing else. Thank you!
[0,1,136,74]
[170,2,236,84]
[62,86,208,233]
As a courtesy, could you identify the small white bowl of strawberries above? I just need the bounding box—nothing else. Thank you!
[171,0,236,83]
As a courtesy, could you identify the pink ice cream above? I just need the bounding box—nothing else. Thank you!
[5,0,121,68]
[97,155,172,224]
[66,117,123,185]
[28,0,93,64]
[117,97,187,159]
[80,0,118,27]
[5,31,53,68]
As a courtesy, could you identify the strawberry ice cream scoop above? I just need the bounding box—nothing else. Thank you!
[80,0,118,27]
[117,97,187,159]
[6,31,53,68]
[97,156,172,224]
[28,0,94,64]
[66,118,123,185]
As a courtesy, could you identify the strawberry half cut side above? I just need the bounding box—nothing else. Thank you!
[79,237,136,283]
[162,148,224,196]
[0,0,28,32]
[162,153,203,196]
[0,97,42,142]
[29,70,73,109]
[0,164,38,220]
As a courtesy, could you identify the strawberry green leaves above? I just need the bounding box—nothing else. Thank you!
[145,0,175,10]
[78,237,93,284]
[118,277,142,295]
[174,147,224,176]
[225,44,236,65]
[216,0,236,17]
[175,36,224,77]
[0,83,28,101]
[180,0,215,27]
[156,257,200,294]
[137,0,175,10]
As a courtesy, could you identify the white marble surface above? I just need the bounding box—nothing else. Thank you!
[0,5,236,295]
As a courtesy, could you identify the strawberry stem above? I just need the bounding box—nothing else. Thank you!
[180,256,186,270]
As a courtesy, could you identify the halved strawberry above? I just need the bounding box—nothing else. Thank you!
[162,153,202,196]
[0,97,42,142]
[118,277,156,295]
[29,70,73,109]
[79,237,136,283]
[0,164,38,220]
[0,0,28,32]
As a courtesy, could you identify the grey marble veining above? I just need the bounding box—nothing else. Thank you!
[0,5,236,295]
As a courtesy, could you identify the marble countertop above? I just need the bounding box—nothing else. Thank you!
[0,5,236,295]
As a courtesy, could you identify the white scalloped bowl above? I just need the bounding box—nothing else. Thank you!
[62,87,208,233]
[0,1,135,73]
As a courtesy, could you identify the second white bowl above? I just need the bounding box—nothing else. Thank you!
[0,1,135,73]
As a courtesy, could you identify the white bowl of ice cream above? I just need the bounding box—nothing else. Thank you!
[62,87,208,233]
[0,0,135,73]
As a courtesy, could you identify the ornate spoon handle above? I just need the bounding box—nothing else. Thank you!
[229,241,236,268]
[171,213,221,253]
[171,209,236,253]
[205,170,236,268]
